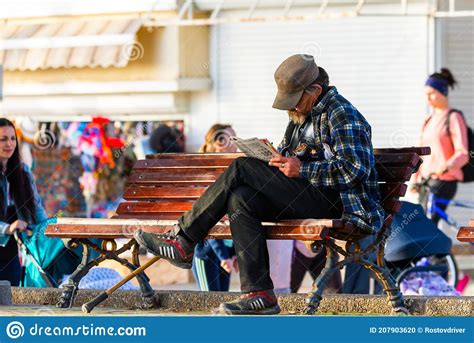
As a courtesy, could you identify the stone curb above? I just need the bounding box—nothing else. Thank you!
[10,287,474,316]
[0,281,12,306]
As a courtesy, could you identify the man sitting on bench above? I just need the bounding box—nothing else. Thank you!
[135,54,385,315]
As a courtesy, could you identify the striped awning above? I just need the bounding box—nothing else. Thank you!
[0,18,143,71]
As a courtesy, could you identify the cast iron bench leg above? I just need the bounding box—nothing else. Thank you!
[305,244,340,315]
[132,243,156,310]
[360,258,409,315]
[57,243,105,308]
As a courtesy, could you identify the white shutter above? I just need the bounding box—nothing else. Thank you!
[439,17,474,126]
[214,15,429,149]
[438,17,474,239]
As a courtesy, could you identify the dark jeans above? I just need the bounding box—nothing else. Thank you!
[0,205,21,286]
[0,252,21,287]
[290,247,342,293]
[420,180,457,225]
[178,157,342,292]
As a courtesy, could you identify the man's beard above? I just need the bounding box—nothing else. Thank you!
[287,110,308,125]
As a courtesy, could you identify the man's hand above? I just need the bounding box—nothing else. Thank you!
[269,156,302,178]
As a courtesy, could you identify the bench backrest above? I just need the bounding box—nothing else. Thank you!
[115,147,430,229]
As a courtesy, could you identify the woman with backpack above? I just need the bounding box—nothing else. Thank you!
[413,68,470,224]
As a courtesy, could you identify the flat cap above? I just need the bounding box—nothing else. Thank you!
[272,54,319,110]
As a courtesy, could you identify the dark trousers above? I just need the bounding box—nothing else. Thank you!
[178,157,342,292]
[0,206,21,286]
[290,248,342,293]
[420,180,457,225]
[0,251,21,286]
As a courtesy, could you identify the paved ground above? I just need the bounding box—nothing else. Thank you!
[158,269,474,296]
[0,304,361,317]
[0,305,210,316]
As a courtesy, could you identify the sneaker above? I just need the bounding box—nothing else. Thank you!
[134,229,194,269]
[219,290,281,315]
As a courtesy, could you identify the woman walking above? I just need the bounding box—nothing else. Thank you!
[413,68,469,224]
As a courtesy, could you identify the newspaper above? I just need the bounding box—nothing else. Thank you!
[230,137,280,162]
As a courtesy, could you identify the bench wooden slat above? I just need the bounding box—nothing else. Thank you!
[116,201,194,215]
[127,171,222,184]
[112,214,233,221]
[379,183,408,199]
[145,153,245,160]
[375,153,421,167]
[139,152,419,169]
[118,198,402,218]
[46,218,344,240]
[124,182,408,202]
[457,227,474,242]
[373,147,431,156]
[146,148,430,160]
[376,166,413,182]
[134,158,240,169]
[128,167,412,184]
[112,214,182,220]
[123,186,207,200]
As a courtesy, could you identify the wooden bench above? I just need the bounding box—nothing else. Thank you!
[46,146,430,314]
[457,220,474,243]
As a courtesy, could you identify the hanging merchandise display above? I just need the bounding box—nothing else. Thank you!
[32,148,86,217]
[15,118,184,219]
[73,117,125,218]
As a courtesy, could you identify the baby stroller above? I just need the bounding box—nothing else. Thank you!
[14,217,92,288]
[385,201,458,288]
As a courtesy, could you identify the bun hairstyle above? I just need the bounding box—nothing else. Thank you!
[430,68,458,89]
[425,67,457,96]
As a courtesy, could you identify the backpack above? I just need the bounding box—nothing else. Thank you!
[446,109,474,182]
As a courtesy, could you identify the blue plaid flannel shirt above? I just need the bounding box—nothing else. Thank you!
[278,87,385,234]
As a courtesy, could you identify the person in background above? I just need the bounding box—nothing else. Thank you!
[290,240,342,294]
[193,124,238,291]
[0,118,48,286]
[149,124,184,154]
[412,68,469,224]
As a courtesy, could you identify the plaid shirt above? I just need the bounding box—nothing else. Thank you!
[278,87,385,234]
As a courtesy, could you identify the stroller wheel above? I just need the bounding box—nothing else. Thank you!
[426,254,458,287]
[390,254,459,287]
